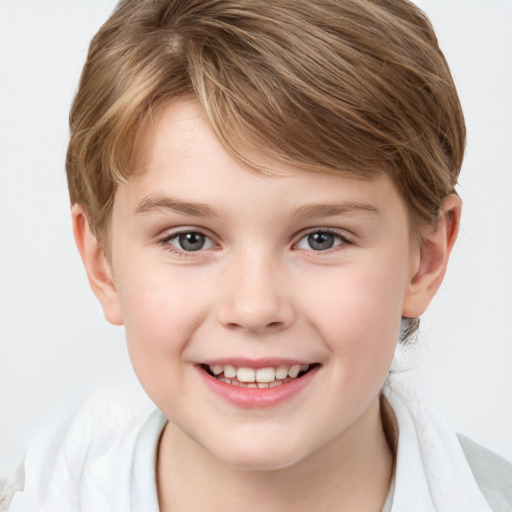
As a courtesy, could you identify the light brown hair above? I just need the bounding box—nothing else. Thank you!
[66,0,466,337]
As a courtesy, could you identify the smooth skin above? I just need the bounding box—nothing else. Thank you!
[73,100,460,512]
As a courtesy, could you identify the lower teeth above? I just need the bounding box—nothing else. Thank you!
[217,376,284,388]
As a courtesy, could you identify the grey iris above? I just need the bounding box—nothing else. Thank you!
[179,232,205,251]
[308,232,335,250]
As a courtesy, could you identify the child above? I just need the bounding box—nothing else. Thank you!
[5,0,511,511]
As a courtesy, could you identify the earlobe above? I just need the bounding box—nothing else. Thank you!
[402,194,462,318]
[71,204,123,326]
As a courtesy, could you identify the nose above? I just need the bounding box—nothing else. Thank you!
[217,253,295,334]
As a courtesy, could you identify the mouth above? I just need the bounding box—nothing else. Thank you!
[199,362,321,389]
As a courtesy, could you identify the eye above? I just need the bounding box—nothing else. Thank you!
[295,230,348,251]
[162,231,214,252]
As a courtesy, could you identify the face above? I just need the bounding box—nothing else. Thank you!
[106,100,421,470]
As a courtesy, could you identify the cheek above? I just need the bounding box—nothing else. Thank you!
[114,262,213,380]
[298,258,406,359]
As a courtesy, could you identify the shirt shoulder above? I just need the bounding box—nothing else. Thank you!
[458,434,512,512]
[8,381,157,512]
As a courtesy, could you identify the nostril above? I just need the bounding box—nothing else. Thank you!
[224,320,283,334]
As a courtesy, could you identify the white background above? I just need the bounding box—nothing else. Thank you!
[0,0,511,476]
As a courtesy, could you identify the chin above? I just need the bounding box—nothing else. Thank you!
[206,431,313,472]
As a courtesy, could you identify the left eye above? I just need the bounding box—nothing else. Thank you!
[165,231,214,252]
[296,231,347,251]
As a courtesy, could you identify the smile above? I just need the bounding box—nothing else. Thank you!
[201,363,319,388]
[198,361,321,408]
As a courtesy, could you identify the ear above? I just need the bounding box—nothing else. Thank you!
[402,194,461,318]
[71,204,123,326]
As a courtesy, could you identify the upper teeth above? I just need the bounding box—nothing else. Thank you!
[209,364,310,383]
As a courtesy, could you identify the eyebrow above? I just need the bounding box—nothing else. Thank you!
[135,195,221,217]
[293,201,380,219]
[135,195,379,220]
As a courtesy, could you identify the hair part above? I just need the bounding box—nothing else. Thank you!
[66,0,466,340]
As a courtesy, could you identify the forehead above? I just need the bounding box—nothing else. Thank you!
[116,99,408,228]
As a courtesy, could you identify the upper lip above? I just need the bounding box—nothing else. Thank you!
[196,357,318,368]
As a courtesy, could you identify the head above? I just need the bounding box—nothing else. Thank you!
[69,0,464,470]
[67,0,465,340]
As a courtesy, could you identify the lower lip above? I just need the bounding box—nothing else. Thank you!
[198,366,320,409]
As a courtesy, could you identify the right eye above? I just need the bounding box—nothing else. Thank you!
[160,231,214,252]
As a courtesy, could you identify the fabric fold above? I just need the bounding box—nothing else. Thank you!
[383,376,492,512]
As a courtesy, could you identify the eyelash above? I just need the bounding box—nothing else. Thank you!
[157,228,353,256]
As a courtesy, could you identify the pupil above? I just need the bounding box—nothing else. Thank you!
[179,232,205,251]
[309,232,334,250]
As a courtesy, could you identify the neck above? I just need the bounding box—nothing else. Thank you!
[157,396,393,512]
